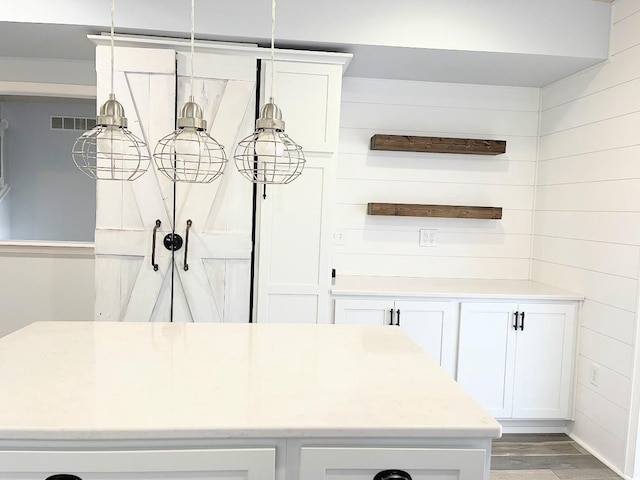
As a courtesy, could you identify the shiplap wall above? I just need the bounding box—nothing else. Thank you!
[332,77,540,279]
[532,0,640,472]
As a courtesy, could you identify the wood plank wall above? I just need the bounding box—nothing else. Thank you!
[332,77,540,278]
[532,0,640,472]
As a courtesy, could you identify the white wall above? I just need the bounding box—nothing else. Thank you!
[0,247,95,338]
[332,77,540,279]
[532,0,640,473]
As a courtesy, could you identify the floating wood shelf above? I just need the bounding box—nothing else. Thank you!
[367,203,502,219]
[370,134,506,155]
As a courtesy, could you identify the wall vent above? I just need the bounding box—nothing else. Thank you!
[51,116,96,131]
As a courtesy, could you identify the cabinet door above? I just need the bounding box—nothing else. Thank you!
[171,52,256,323]
[93,46,176,322]
[395,300,457,377]
[512,303,576,419]
[0,448,276,480]
[334,298,394,325]
[457,302,518,418]
[255,61,343,325]
[299,447,487,480]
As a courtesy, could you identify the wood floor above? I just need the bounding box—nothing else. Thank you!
[491,434,622,479]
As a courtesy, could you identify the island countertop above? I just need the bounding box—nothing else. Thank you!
[0,321,500,441]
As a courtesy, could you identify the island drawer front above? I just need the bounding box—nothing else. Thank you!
[0,447,275,479]
[299,447,486,479]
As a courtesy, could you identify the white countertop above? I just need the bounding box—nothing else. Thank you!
[332,276,583,301]
[0,322,500,441]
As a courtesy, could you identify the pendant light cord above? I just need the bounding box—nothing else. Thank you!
[270,0,276,101]
[190,0,195,99]
[110,0,115,95]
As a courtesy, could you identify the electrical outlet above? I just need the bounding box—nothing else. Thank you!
[332,229,347,246]
[590,364,599,387]
[419,229,437,247]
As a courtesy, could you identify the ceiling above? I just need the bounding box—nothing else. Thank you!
[0,0,613,88]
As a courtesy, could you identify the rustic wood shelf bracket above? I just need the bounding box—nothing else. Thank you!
[367,203,502,219]
[370,134,506,155]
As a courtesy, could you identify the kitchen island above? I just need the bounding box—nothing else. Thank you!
[0,322,500,479]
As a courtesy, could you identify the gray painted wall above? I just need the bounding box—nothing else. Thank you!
[2,99,96,241]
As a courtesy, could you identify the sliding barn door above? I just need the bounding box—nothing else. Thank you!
[94,46,176,322]
[171,52,256,322]
[94,46,256,323]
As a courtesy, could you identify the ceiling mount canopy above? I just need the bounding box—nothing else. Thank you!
[72,0,151,181]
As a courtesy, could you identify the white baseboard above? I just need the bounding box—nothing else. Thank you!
[570,433,631,480]
[500,419,571,434]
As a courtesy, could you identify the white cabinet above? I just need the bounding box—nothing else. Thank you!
[456,302,576,419]
[255,60,346,325]
[0,448,276,480]
[334,298,458,376]
[299,447,487,480]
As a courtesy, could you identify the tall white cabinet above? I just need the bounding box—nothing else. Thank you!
[91,36,350,323]
[254,60,348,324]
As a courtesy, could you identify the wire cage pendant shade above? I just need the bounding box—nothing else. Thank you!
[72,0,151,181]
[72,94,151,181]
[152,0,228,184]
[154,97,227,183]
[234,99,305,184]
[233,0,306,185]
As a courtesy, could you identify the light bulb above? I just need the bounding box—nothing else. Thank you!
[173,128,202,181]
[255,129,285,160]
[95,126,135,181]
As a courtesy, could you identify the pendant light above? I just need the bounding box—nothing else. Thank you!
[233,0,305,184]
[72,0,151,181]
[153,0,227,183]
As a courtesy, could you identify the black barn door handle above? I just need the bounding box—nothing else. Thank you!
[183,219,192,271]
[151,219,161,271]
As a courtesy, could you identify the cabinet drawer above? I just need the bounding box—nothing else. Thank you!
[299,447,486,479]
[0,448,275,479]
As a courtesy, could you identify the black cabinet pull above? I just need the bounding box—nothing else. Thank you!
[183,219,192,271]
[520,311,525,331]
[389,308,394,325]
[151,219,161,271]
[396,309,401,326]
[513,311,519,330]
[46,475,83,480]
[373,470,412,480]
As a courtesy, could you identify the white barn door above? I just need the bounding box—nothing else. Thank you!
[94,46,176,322]
[94,45,256,323]
[172,52,257,322]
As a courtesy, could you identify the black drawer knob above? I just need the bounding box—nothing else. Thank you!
[45,475,82,480]
[373,470,412,480]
